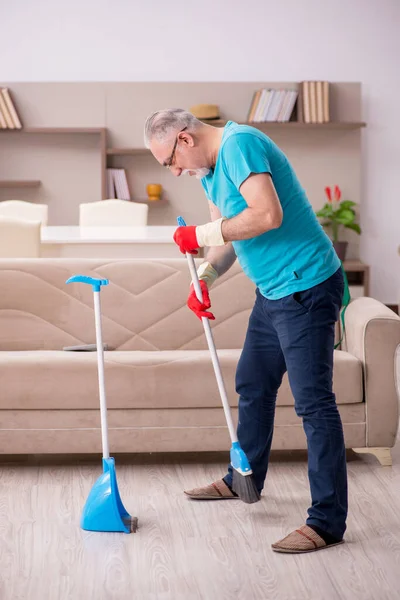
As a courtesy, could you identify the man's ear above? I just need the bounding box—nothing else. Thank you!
[180,131,195,147]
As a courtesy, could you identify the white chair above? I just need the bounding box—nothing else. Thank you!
[0,216,41,258]
[0,200,48,226]
[79,200,149,227]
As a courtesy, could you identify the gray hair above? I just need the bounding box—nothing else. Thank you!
[144,108,202,148]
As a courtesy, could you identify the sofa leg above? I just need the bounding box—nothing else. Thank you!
[352,447,392,466]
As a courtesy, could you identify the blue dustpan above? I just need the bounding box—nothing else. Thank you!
[80,457,134,533]
[66,275,137,534]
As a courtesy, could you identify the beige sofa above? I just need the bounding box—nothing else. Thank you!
[0,258,399,465]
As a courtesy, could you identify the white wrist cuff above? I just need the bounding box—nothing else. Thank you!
[196,217,226,247]
[196,261,219,288]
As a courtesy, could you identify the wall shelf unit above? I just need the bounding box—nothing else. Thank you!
[0,127,107,200]
[342,260,370,296]
[0,81,365,232]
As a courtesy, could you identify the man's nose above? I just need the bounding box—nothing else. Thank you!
[172,166,182,177]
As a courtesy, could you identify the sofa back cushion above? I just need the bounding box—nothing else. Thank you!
[0,258,256,351]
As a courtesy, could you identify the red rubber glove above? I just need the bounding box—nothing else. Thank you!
[187,280,215,320]
[173,225,200,255]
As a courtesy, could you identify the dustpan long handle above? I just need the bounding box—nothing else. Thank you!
[93,290,109,459]
[178,218,237,444]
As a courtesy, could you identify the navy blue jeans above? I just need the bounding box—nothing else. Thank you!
[224,268,348,540]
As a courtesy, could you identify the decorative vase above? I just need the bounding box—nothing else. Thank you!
[333,241,348,262]
[146,183,162,202]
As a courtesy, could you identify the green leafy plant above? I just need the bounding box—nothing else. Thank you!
[316,185,361,243]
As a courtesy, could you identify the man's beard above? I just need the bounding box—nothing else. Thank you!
[181,167,211,179]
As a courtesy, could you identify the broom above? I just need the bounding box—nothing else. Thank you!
[177,217,260,504]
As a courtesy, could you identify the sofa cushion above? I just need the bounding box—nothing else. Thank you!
[0,259,255,352]
[0,349,363,410]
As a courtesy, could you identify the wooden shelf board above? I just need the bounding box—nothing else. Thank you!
[255,122,366,130]
[107,148,150,156]
[206,120,366,130]
[0,180,41,188]
[133,199,168,206]
[107,121,366,155]
[25,127,106,134]
[342,260,369,272]
[138,200,168,206]
[0,127,106,134]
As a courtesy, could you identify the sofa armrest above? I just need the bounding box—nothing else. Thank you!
[344,297,400,447]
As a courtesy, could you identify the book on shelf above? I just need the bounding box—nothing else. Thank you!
[309,82,317,123]
[0,88,23,129]
[106,168,131,201]
[106,169,115,198]
[247,88,298,123]
[300,81,330,123]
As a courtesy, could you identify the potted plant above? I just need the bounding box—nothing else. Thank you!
[316,185,361,261]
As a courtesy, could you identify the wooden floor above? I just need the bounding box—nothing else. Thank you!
[0,443,399,600]
[0,359,399,600]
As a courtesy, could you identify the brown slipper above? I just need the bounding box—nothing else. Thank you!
[271,525,344,554]
[184,479,239,500]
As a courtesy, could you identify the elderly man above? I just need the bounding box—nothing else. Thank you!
[144,109,347,554]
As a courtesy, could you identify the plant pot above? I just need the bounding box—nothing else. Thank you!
[333,241,348,262]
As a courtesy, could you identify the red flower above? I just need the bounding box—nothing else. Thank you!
[334,185,341,202]
[325,186,332,203]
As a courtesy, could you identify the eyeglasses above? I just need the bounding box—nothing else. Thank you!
[164,127,187,169]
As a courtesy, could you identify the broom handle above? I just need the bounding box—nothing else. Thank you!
[185,250,238,444]
[93,290,110,460]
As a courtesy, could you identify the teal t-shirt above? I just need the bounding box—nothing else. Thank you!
[200,121,340,300]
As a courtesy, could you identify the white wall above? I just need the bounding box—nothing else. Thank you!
[1,0,399,303]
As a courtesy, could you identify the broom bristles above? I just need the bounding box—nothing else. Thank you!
[232,469,260,504]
